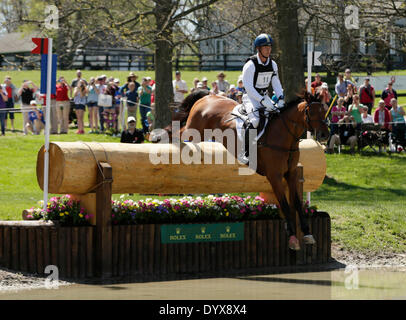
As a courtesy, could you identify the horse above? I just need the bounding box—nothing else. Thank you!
[163,90,329,250]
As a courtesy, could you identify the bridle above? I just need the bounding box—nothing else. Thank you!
[258,101,326,153]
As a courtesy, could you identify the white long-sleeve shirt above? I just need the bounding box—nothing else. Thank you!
[242,54,283,102]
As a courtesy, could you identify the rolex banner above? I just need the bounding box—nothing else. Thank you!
[161,223,244,244]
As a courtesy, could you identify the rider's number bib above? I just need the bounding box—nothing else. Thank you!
[256,71,274,89]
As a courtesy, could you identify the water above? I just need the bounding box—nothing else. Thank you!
[1,268,405,300]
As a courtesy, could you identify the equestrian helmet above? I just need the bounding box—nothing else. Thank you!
[254,34,273,49]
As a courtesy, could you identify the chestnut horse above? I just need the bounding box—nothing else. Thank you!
[165,90,329,250]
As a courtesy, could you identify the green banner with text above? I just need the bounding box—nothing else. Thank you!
[161,223,244,244]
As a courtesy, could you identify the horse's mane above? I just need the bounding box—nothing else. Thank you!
[279,90,321,113]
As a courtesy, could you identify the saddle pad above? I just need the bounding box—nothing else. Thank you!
[232,104,268,155]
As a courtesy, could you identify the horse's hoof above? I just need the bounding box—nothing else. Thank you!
[304,234,316,245]
[288,236,300,251]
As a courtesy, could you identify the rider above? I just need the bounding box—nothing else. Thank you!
[241,33,285,163]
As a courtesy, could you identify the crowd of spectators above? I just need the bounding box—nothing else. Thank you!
[312,69,406,154]
[0,70,247,142]
[1,68,404,152]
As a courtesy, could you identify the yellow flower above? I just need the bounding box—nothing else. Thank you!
[79,213,83,218]
[59,213,64,217]
[226,212,229,217]
[65,211,69,215]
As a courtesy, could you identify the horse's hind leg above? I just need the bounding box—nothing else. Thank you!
[266,173,300,250]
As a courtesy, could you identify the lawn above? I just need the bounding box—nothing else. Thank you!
[0,112,405,255]
[0,69,405,255]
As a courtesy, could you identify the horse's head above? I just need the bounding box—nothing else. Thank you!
[302,91,330,141]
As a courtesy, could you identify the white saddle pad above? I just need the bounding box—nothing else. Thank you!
[232,105,268,154]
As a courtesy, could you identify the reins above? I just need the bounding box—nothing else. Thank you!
[257,101,318,153]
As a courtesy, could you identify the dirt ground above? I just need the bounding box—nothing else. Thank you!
[1,245,405,293]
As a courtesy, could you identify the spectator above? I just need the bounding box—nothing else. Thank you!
[359,77,375,115]
[147,77,155,104]
[327,115,358,154]
[146,103,155,132]
[389,98,405,142]
[190,77,200,93]
[55,76,71,134]
[210,81,219,95]
[138,77,152,133]
[343,83,355,109]
[3,76,18,132]
[103,81,117,133]
[348,94,364,128]
[0,85,7,136]
[113,78,122,128]
[96,75,107,132]
[361,106,373,124]
[330,97,346,135]
[26,100,45,135]
[227,85,238,101]
[317,82,331,107]
[236,76,245,94]
[381,82,398,110]
[344,68,357,92]
[374,100,392,152]
[40,91,58,135]
[125,82,139,122]
[311,73,323,91]
[125,72,141,92]
[18,80,38,135]
[374,100,392,130]
[173,71,188,104]
[335,73,353,98]
[120,116,144,144]
[236,91,243,104]
[215,72,230,93]
[73,80,88,134]
[87,77,100,133]
[201,77,210,91]
[70,70,87,97]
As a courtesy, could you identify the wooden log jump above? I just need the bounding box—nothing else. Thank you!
[36,140,326,195]
[0,139,330,279]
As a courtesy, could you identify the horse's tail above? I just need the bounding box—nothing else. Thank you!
[177,89,210,124]
[162,89,210,141]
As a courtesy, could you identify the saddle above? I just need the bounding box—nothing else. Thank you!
[231,103,271,137]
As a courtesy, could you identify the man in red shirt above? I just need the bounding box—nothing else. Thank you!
[56,76,71,134]
[311,73,323,91]
[359,77,375,115]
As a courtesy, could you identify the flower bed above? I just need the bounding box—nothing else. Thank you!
[111,195,320,225]
[25,194,320,226]
[24,195,92,226]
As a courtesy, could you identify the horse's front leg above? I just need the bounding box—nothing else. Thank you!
[286,168,316,245]
[266,173,300,251]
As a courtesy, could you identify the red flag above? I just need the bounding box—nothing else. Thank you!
[31,38,49,54]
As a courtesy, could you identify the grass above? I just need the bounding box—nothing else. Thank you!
[312,151,406,253]
[0,69,406,255]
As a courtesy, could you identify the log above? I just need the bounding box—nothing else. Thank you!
[37,140,326,195]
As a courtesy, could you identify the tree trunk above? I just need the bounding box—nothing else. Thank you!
[154,0,175,129]
[274,0,304,102]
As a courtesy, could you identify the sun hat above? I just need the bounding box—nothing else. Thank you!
[127,116,136,123]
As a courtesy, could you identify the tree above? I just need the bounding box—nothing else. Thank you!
[274,0,304,102]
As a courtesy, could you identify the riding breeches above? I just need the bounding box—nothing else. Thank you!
[242,94,264,128]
